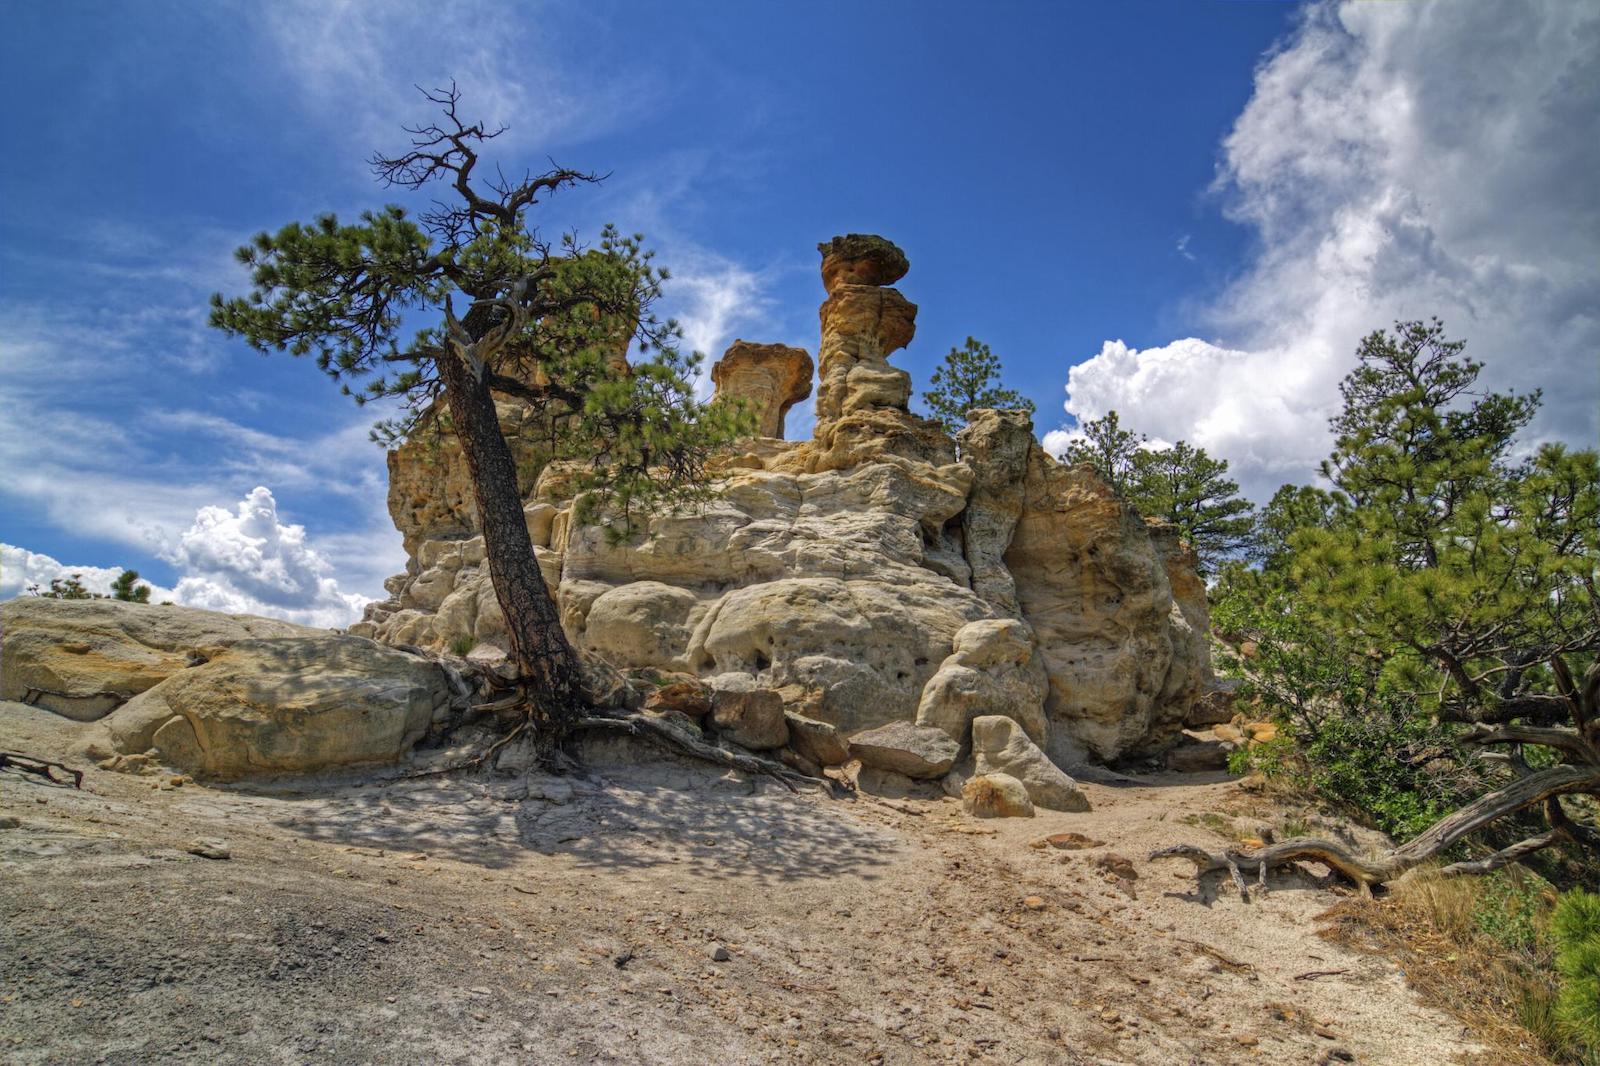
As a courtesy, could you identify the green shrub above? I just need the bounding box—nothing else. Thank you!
[449,633,478,657]
[1553,889,1600,1053]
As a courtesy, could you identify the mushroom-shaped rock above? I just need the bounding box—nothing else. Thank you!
[970,715,1091,812]
[818,234,910,293]
[710,341,815,439]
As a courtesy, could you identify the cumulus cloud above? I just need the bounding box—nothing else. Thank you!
[161,487,369,628]
[1050,0,1600,499]
[0,545,176,603]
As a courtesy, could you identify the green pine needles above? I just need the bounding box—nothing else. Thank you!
[921,337,1034,433]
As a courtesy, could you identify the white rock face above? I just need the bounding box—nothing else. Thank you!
[353,233,1213,772]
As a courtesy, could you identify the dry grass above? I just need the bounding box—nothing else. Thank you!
[1318,866,1571,1066]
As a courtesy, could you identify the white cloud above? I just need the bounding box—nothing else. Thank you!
[1052,0,1600,500]
[0,545,176,603]
[162,487,369,628]
[666,258,777,399]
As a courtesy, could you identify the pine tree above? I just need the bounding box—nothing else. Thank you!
[1060,411,1143,496]
[210,84,750,743]
[1206,319,1600,881]
[109,569,151,603]
[1127,441,1254,574]
[921,337,1033,433]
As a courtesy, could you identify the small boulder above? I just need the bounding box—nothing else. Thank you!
[785,712,850,767]
[848,720,961,779]
[1186,678,1242,727]
[644,679,712,719]
[970,716,1090,812]
[709,674,788,750]
[963,773,1034,818]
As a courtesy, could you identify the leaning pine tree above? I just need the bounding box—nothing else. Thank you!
[211,85,749,748]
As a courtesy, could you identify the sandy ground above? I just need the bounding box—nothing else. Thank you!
[0,700,1484,1065]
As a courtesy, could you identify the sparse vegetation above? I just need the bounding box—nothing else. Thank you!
[921,336,1034,433]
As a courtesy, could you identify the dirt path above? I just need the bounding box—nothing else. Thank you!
[1,702,1480,1065]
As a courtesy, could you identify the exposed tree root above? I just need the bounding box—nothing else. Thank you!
[1158,658,1600,896]
[575,711,816,793]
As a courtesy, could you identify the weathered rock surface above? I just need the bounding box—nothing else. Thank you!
[962,773,1035,818]
[711,340,814,439]
[709,674,788,750]
[93,635,450,779]
[970,715,1090,813]
[847,720,961,779]
[0,599,314,721]
[1004,447,1208,763]
[353,232,1214,780]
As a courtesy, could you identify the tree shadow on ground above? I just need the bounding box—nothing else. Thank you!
[249,751,897,886]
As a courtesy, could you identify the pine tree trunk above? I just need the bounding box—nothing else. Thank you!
[437,353,584,737]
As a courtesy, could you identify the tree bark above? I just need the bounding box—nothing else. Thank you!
[437,351,584,738]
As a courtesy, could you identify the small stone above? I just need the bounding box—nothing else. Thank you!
[1040,832,1104,851]
[187,838,231,860]
[1234,1033,1259,1047]
[708,942,731,962]
[0,816,20,830]
[1022,895,1046,910]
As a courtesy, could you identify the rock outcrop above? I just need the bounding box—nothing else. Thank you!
[94,635,449,779]
[0,599,313,721]
[711,341,814,439]
[0,599,453,779]
[350,233,1213,779]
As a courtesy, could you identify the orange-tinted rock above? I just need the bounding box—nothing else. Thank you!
[710,340,814,439]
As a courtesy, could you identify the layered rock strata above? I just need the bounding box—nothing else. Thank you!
[352,234,1211,779]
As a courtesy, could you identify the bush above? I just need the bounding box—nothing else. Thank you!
[1554,890,1600,1054]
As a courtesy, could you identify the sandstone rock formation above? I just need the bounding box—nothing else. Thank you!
[350,233,1212,780]
[0,599,312,721]
[0,599,452,779]
[710,340,814,439]
[93,635,450,779]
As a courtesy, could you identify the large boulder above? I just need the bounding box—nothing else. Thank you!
[95,635,450,778]
[847,720,961,779]
[970,715,1091,813]
[0,599,314,721]
[914,618,1049,745]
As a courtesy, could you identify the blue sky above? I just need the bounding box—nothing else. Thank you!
[3,1,1595,624]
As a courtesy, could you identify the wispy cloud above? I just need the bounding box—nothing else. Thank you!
[252,0,655,162]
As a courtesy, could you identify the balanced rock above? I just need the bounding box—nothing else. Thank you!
[962,773,1035,818]
[0,599,313,722]
[970,715,1091,813]
[847,720,961,779]
[818,234,910,293]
